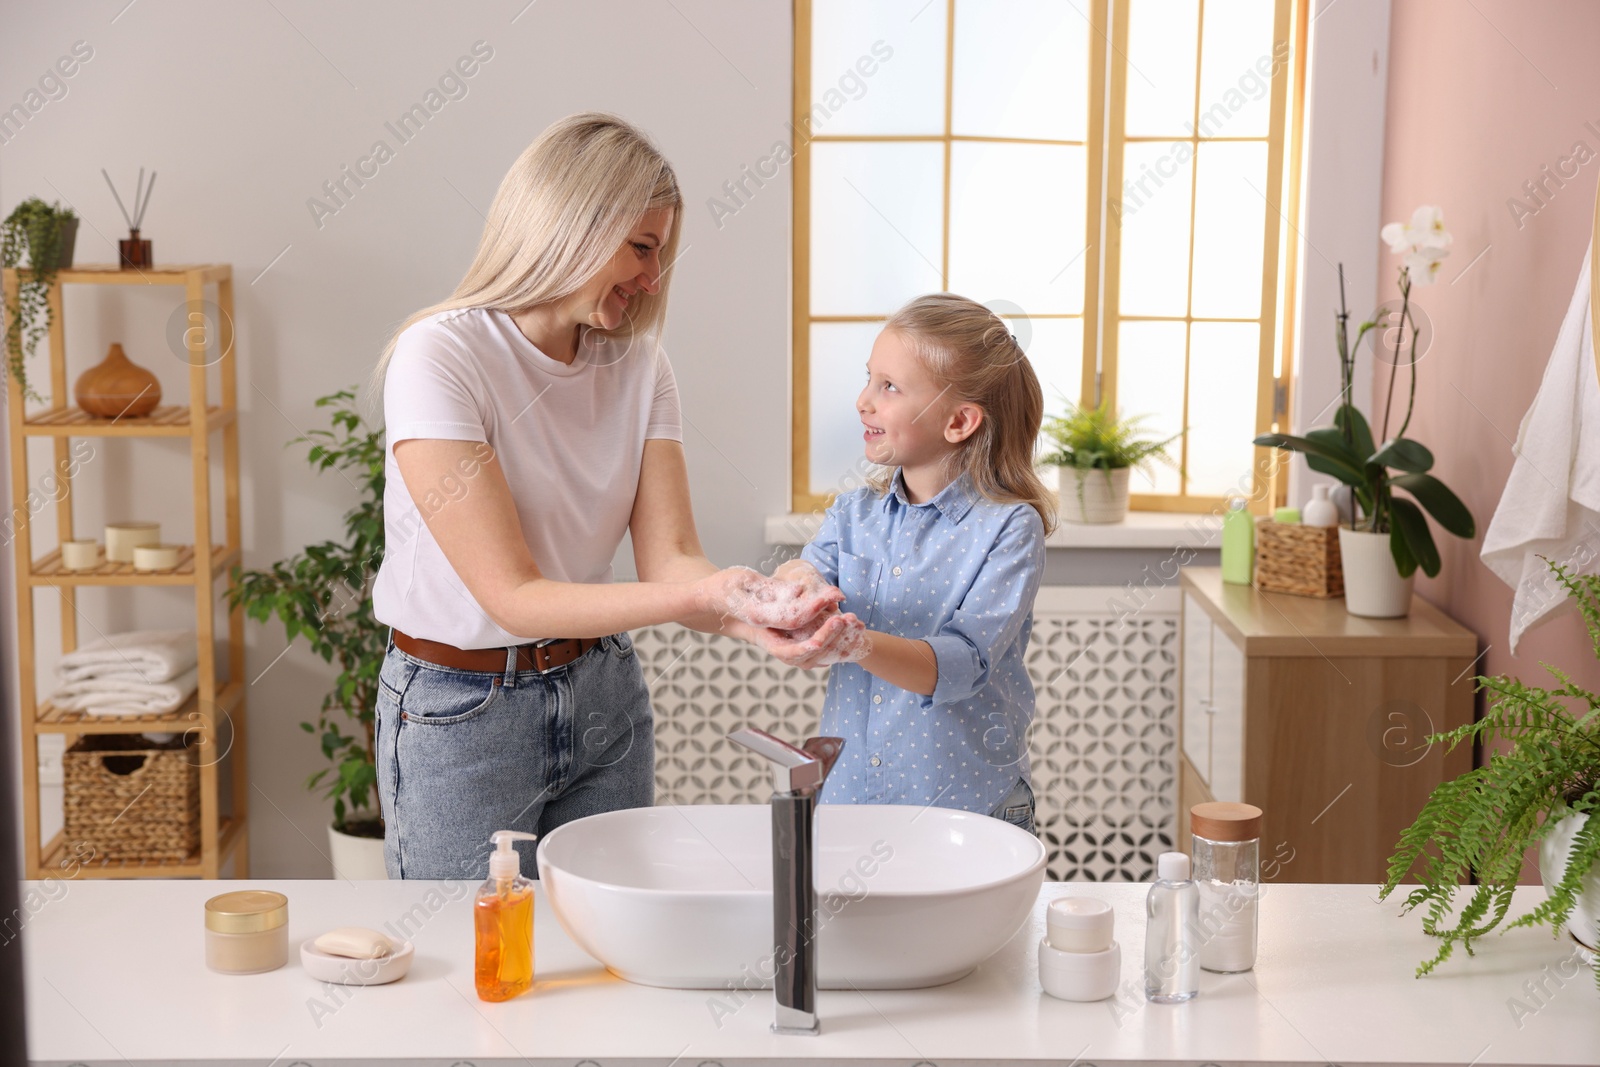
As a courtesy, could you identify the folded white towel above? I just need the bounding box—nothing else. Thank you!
[47,666,199,717]
[57,629,198,685]
[1480,243,1600,651]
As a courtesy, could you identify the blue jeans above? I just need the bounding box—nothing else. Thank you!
[989,776,1037,835]
[374,631,654,880]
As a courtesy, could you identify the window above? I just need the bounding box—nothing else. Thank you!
[791,0,1306,514]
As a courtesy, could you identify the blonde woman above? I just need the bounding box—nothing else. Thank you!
[370,114,854,880]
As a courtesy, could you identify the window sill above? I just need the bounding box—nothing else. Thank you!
[764,508,1222,551]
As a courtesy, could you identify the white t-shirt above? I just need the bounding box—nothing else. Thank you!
[372,306,682,648]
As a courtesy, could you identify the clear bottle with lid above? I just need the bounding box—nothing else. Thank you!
[1190,801,1263,973]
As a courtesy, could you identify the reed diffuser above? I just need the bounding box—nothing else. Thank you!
[102,167,156,269]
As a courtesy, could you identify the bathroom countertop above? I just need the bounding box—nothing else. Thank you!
[20,878,1597,1065]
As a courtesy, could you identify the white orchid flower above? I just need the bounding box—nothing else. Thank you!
[1381,205,1451,284]
[1402,249,1445,286]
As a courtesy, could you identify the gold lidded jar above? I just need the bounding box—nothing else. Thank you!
[204,890,289,974]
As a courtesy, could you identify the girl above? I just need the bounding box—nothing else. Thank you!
[772,293,1056,832]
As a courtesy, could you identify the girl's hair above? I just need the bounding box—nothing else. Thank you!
[874,293,1057,533]
[369,112,682,400]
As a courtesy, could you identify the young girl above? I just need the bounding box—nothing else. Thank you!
[773,293,1056,831]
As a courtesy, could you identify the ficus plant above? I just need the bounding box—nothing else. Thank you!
[1254,207,1474,576]
[227,389,387,838]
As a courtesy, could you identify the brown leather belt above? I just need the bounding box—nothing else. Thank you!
[392,630,602,674]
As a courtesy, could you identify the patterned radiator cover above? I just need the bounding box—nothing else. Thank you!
[635,586,1179,883]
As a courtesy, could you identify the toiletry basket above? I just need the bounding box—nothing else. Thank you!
[64,734,201,860]
[1252,518,1344,598]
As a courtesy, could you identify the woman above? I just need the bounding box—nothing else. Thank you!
[370,113,857,880]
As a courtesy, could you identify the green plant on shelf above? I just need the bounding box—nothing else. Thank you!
[227,389,387,838]
[1380,558,1600,988]
[1,196,78,403]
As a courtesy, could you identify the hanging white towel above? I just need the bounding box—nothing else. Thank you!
[1480,242,1600,652]
[46,666,199,716]
[56,629,198,685]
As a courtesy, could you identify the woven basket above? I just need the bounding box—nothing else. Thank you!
[1254,518,1344,598]
[64,733,199,860]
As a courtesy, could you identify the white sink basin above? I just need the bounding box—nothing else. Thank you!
[535,803,1046,989]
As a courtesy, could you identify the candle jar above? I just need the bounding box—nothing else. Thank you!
[1190,802,1262,974]
[204,890,288,974]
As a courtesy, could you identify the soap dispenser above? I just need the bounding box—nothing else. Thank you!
[475,830,537,1002]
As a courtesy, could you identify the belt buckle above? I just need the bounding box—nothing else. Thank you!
[527,638,562,674]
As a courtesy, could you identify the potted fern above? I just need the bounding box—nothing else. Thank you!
[1379,558,1600,988]
[1040,400,1182,523]
[227,389,388,878]
[1,197,79,402]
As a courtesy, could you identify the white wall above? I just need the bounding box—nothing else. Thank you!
[1287,0,1392,509]
[1,0,795,877]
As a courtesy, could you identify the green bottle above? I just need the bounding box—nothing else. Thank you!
[1220,497,1254,585]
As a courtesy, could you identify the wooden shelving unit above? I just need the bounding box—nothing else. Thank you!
[4,262,248,879]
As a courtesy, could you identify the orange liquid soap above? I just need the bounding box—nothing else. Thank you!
[474,879,533,1002]
[474,829,538,1002]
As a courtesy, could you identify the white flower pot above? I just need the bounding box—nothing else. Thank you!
[1539,810,1600,961]
[328,816,388,879]
[1058,466,1130,524]
[1337,526,1414,618]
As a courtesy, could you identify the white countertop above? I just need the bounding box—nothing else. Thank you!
[21,878,1597,1065]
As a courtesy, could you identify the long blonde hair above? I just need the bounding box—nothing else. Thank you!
[370,112,682,397]
[875,293,1057,533]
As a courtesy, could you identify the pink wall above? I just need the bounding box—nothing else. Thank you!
[1380,0,1600,715]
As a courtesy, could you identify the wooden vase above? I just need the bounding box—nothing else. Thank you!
[75,343,161,418]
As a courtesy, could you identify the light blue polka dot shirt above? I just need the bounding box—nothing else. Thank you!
[800,468,1046,815]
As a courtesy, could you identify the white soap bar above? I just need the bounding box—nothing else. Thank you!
[312,926,394,959]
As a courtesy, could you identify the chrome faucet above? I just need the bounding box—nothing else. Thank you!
[726,727,845,1035]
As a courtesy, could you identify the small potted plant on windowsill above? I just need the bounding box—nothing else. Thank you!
[1,196,79,402]
[1380,558,1600,989]
[227,389,388,878]
[1040,400,1183,524]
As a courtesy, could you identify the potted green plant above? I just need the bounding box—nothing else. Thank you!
[1380,558,1600,989]
[1040,399,1182,524]
[227,389,388,878]
[1253,206,1474,617]
[1,197,79,402]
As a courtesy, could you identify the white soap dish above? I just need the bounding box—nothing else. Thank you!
[300,938,414,985]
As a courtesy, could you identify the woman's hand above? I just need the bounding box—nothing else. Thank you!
[695,565,844,630]
[752,608,873,670]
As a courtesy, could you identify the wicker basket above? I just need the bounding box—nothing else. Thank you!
[1253,518,1344,598]
[64,733,200,860]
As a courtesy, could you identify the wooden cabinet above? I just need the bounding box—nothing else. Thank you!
[1177,567,1477,883]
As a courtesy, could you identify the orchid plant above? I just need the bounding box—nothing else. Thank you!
[1254,206,1474,577]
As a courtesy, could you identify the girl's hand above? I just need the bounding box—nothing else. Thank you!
[695,565,844,630]
[755,609,872,669]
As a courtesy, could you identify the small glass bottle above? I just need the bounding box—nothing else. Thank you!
[1191,801,1263,973]
[1144,851,1200,1003]
[475,830,537,1002]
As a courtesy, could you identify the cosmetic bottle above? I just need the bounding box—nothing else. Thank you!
[475,829,537,1002]
[1302,484,1338,527]
[1144,851,1200,1003]
[1220,497,1254,584]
